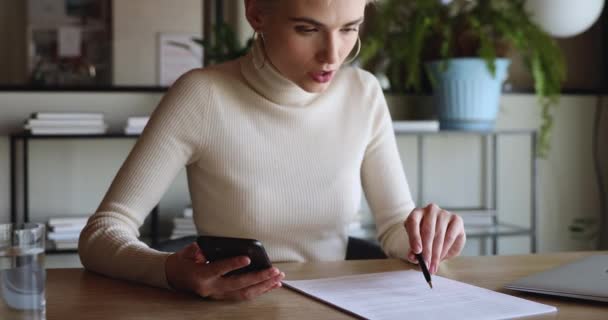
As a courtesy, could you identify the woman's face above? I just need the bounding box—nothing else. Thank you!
[247,0,367,93]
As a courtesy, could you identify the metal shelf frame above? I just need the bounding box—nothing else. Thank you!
[395,129,538,255]
[9,132,160,250]
[8,129,538,255]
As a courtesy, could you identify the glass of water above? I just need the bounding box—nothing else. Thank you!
[0,223,46,320]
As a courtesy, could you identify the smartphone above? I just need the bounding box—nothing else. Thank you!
[196,235,273,276]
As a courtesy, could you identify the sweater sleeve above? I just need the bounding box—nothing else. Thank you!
[360,79,416,260]
[78,70,208,288]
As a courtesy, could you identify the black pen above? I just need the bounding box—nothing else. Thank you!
[415,253,433,289]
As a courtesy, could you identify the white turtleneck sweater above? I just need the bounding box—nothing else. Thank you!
[78,43,416,289]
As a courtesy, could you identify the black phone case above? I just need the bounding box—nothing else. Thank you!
[196,236,273,276]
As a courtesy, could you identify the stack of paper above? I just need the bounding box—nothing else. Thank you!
[25,112,107,135]
[124,116,149,135]
[347,211,374,240]
[47,216,88,250]
[169,206,196,240]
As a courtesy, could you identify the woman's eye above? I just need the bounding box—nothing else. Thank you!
[295,26,317,34]
[341,28,359,33]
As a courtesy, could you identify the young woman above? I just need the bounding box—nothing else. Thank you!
[79,0,466,301]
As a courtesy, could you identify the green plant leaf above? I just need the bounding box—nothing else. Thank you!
[361,0,565,157]
[193,22,253,65]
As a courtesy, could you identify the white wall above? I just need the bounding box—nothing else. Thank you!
[0,92,603,255]
[112,0,202,86]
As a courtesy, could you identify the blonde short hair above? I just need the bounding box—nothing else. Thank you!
[257,0,378,12]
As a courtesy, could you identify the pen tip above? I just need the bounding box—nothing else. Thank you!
[428,281,433,289]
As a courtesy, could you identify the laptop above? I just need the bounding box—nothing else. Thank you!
[505,255,608,302]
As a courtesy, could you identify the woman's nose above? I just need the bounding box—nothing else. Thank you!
[317,35,340,65]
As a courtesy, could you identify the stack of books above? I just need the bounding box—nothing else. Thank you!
[347,211,375,241]
[124,116,149,135]
[169,206,196,240]
[47,216,88,251]
[25,112,107,135]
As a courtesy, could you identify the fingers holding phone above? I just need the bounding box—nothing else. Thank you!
[207,264,285,300]
[165,239,284,300]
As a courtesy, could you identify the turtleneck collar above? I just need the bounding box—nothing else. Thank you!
[240,38,320,107]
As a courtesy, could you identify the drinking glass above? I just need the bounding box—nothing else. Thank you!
[0,223,46,320]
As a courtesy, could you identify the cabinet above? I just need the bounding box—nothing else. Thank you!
[9,133,159,252]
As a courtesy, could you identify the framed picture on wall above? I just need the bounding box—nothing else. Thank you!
[65,0,108,20]
[28,0,67,25]
[157,33,204,87]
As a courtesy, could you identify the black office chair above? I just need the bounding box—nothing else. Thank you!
[153,236,387,260]
[153,235,198,252]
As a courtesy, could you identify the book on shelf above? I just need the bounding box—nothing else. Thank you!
[124,116,150,135]
[170,229,197,240]
[47,231,81,241]
[25,112,108,135]
[47,217,87,234]
[46,215,88,251]
[26,118,105,127]
[31,112,104,120]
[48,217,89,225]
[169,206,197,240]
[52,240,79,250]
[183,206,193,218]
[49,224,86,233]
[26,126,108,135]
[392,120,440,132]
[126,116,149,127]
[173,217,196,227]
[124,127,144,135]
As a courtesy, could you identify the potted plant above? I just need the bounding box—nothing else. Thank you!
[193,22,253,65]
[360,0,566,156]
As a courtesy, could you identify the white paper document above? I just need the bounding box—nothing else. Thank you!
[283,270,556,320]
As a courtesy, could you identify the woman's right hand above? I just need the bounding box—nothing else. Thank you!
[165,242,285,300]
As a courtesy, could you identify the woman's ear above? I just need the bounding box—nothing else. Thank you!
[244,0,265,31]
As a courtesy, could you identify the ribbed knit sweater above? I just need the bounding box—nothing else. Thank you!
[78,43,416,289]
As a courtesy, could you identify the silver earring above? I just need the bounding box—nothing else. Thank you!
[344,36,361,64]
[252,31,266,69]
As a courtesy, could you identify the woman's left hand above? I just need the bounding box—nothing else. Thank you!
[404,203,466,274]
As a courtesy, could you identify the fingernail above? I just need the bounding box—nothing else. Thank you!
[243,257,251,265]
[276,282,283,288]
[430,263,436,274]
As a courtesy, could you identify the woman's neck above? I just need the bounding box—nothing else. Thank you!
[240,38,320,107]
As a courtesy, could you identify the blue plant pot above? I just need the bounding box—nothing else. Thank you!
[426,58,510,131]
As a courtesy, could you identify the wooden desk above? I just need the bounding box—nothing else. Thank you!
[42,251,607,319]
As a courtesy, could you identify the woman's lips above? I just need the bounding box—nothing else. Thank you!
[308,70,334,83]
